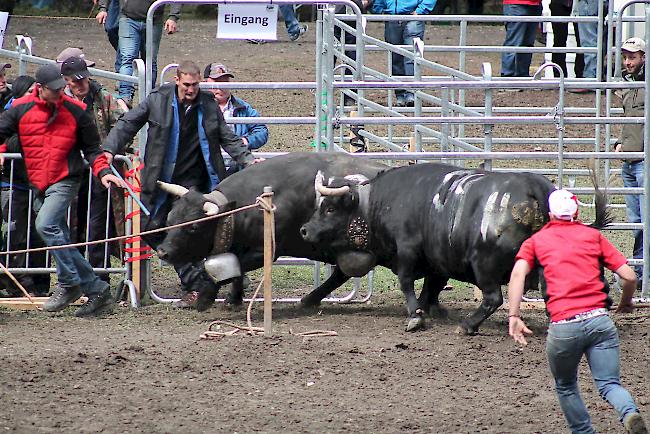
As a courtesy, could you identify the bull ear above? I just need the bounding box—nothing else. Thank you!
[157,181,189,197]
[203,202,220,216]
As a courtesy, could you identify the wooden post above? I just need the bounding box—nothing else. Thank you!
[262,186,274,336]
[408,135,417,164]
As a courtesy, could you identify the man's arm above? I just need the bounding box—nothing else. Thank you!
[507,259,534,346]
[215,109,254,166]
[615,263,638,313]
[0,107,19,165]
[102,97,151,159]
[96,0,109,23]
[241,105,268,150]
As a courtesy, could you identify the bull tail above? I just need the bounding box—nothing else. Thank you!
[588,160,613,229]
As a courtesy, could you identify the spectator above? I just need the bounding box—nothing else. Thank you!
[333,0,373,106]
[203,62,268,173]
[372,0,436,107]
[615,37,646,287]
[101,60,257,310]
[96,0,181,108]
[61,55,126,284]
[575,0,603,81]
[55,47,95,68]
[0,74,51,298]
[0,64,124,316]
[500,0,542,79]
[247,5,308,44]
[0,63,13,112]
[507,189,647,434]
[549,0,584,78]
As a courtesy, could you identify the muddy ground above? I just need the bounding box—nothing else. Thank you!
[0,15,649,434]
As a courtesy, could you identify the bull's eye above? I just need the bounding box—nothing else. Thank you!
[326,207,335,214]
[189,223,200,233]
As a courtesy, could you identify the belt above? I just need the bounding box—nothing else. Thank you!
[552,308,609,325]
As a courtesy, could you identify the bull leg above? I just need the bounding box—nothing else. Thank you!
[176,262,221,312]
[225,276,245,308]
[399,272,425,332]
[418,275,449,318]
[459,283,503,335]
[300,266,351,307]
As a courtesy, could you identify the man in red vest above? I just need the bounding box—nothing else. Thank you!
[0,64,125,316]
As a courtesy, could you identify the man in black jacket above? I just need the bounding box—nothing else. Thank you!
[96,0,181,107]
[102,60,256,308]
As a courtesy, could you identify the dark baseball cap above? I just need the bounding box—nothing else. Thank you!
[203,63,234,80]
[35,64,66,90]
[61,56,90,80]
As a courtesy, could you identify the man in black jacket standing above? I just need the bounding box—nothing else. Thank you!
[102,60,256,308]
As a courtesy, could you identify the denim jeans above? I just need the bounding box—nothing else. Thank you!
[622,160,644,277]
[33,178,102,295]
[280,5,300,38]
[106,0,121,69]
[576,0,606,79]
[501,3,542,77]
[117,15,163,101]
[384,20,425,98]
[546,315,639,433]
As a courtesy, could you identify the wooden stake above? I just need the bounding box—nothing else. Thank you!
[262,186,274,336]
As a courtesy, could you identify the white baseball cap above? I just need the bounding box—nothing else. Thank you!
[548,189,578,221]
[622,37,646,53]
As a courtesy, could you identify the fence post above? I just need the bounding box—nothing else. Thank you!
[262,186,274,336]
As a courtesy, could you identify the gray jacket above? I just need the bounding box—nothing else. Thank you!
[97,0,180,22]
[619,65,645,162]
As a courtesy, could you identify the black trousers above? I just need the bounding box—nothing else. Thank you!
[550,2,584,78]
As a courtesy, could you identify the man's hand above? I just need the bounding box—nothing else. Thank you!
[242,137,249,147]
[96,10,107,25]
[252,158,265,165]
[101,173,126,189]
[0,154,4,166]
[615,299,635,314]
[103,151,114,165]
[509,316,533,346]
[614,143,622,152]
[164,19,178,34]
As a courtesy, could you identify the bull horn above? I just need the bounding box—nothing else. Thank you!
[157,181,189,197]
[203,202,220,216]
[314,173,351,197]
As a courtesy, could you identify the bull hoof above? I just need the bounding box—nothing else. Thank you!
[195,292,216,312]
[225,299,243,311]
[455,324,478,336]
[405,315,425,332]
[300,297,322,309]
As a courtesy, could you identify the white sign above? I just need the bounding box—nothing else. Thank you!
[217,4,278,41]
[0,12,8,48]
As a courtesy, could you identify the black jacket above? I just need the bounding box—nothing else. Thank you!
[102,83,254,218]
[98,0,180,22]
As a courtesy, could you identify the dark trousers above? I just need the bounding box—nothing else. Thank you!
[550,2,584,78]
[1,187,50,296]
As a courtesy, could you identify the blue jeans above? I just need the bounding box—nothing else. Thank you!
[106,0,121,69]
[501,3,542,77]
[546,315,639,433]
[622,160,644,277]
[117,15,163,101]
[384,20,425,98]
[280,5,300,38]
[576,0,606,78]
[33,178,102,295]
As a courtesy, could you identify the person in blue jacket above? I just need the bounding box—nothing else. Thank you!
[203,63,269,173]
[372,0,437,107]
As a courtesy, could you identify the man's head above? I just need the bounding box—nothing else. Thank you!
[55,47,95,67]
[203,62,234,104]
[11,75,35,99]
[548,189,579,221]
[622,37,646,75]
[174,60,201,105]
[35,64,66,104]
[61,56,91,99]
[0,63,11,93]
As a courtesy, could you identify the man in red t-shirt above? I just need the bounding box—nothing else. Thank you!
[507,189,647,434]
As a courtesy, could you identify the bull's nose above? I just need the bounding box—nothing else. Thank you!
[157,247,168,260]
[299,226,308,239]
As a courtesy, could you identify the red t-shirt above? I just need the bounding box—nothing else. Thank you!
[515,220,627,322]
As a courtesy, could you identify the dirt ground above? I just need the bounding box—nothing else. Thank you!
[0,15,649,434]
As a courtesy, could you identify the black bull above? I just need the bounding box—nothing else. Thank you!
[155,152,388,309]
[300,162,610,334]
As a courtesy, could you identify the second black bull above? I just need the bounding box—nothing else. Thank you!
[300,162,610,334]
[155,152,388,310]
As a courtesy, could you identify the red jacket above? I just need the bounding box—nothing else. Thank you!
[0,85,110,192]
